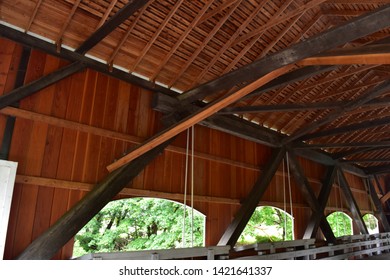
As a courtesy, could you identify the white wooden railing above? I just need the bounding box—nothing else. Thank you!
[74,245,231,260]
[74,233,390,260]
[234,233,390,260]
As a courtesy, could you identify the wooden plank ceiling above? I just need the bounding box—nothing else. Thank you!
[1,0,390,173]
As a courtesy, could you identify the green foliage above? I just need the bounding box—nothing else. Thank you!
[73,198,205,257]
[326,212,352,237]
[363,214,378,232]
[237,206,293,246]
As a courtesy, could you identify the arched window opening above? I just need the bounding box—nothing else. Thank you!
[363,214,379,234]
[236,206,294,247]
[72,197,205,258]
[326,211,353,237]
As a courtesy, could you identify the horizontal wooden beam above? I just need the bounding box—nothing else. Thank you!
[106,65,293,172]
[298,44,390,66]
[221,97,390,115]
[365,164,390,175]
[295,140,390,149]
[301,116,390,141]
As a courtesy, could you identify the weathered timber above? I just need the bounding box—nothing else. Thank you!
[295,140,390,149]
[75,0,150,54]
[337,168,369,234]
[366,177,390,231]
[303,166,337,240]
[16,139,172,260]
[177,5,390,104]
[217,148,286,247]
[301,116,390,141]
[0,62,85,110]
[365,164,390,175]
[220,97,390,115]
[287,149,336,242]
[284,80,390,144]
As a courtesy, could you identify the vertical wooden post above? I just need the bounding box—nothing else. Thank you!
[16,139,172,259]
[366,177,390,232]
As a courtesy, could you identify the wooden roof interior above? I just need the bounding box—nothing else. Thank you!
[1,0,390,173]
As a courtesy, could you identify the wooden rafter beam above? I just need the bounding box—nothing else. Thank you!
[365,164,390,175]
[221,97,390,115]
[301,116,390,141]
[284,80,390,143]
[298,44,390,66]
[381,191,390,204]
[16,138,173,260]
[243,66,336,100]
[106,65,293,172]
[177,4,390,105]
[218,148,286,247]
[342,158,390,163]
[296,140,390,149]
[75,0,150,54]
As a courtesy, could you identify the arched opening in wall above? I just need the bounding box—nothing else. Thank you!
[362,214,379,234]
[326,212,353,238]
[236,206,294,247]
[72,197,206,258]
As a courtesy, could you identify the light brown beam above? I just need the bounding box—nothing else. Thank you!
[299,53,390,65]
[107,65,293,172]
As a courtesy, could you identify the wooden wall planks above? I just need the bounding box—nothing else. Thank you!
[0,38,375,259]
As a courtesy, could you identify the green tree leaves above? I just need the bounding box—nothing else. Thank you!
[73,198,205,257]
[237,206,293,246]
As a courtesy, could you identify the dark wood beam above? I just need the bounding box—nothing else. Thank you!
[365,164,390,175]
[301,116,390,141]
[218,148,286,247]
[295,140,390,149]
[220,97,390,115]
[243,66,337,100]
[303,166,337,240]
[287,148,336,242]
[16,139,173,259]
[366,177,390,231]
[342,158,390,164]
[0,62,84,110]
[334,147,380,160]
[0,25,174,96]
[177,5,390,105]
[337,168,369,234]
[75,0,149,54]
[284,80,390,144]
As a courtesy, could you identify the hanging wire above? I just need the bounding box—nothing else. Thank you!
[182,128,190,248]
[286,152,294,240]
[282,157,287,240]
[191,125,195,247]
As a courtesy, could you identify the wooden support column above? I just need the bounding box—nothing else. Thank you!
[366,177,390,232]
[16,139,172,260]
[287,149,336,242]
[303,166,337,240]
[337,168,369,234]
[217,148,286,247]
